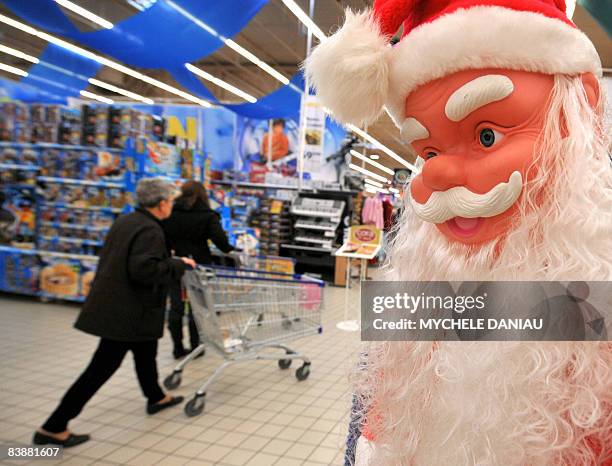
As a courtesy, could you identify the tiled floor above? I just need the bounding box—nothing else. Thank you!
[0,279,362,465]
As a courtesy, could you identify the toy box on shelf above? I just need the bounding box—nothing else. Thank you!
[0,245,100,302]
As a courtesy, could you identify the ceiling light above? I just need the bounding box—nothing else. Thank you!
[348,163,389,183]
[369,154,379,160]
[89,78,154,104]
[364,178,383,188]
[280,0,327,42]
[566,0,576,19]
[28,74,76,91]
[55,0,113,29]
[350,149,395,175]
[166,1,289,86]
[0,13,212,107]
[365,184,389,194]
[348,124,417,172]
[0,44,39,63]
[388,187,400,194]
[80,90,114,104]
[0,62,28,77]
[185,63,257,103]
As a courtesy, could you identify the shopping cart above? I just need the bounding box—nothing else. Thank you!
[163,265,324,417]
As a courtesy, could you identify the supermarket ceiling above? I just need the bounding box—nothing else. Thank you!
[0,0,610,172]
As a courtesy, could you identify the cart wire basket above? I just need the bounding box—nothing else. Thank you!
[163,265,325,417]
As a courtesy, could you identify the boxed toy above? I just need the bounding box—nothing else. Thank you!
[39,254,80,298]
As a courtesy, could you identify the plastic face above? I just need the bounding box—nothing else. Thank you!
[406,68,554,244]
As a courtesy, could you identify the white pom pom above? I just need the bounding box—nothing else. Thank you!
[304,10,390,126]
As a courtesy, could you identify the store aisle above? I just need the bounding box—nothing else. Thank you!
[0,284,361,466]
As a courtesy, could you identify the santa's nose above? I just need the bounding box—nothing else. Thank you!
[421,155,466,191]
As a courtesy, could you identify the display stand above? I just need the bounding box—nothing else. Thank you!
[334,225,382,332]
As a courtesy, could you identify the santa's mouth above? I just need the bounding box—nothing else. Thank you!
[446,217,483,237]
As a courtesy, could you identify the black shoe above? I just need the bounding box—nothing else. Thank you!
[173,348,189,360]
[147,396,184,415]
[33,431,90,448]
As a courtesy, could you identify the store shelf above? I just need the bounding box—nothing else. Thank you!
[0,163,41,171]
[37,176,124,188]
[39,221,110,232]
[0,141,122,152]
[281,243,332,252]
[41,202,124,214]
[294,220,339,231]
[211,180,310,191]
[40,235,103,247]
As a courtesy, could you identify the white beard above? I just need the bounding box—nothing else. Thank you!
[355,75,612,465]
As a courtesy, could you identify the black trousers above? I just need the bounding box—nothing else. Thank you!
[167,280,199,353]
[42,338,165,433]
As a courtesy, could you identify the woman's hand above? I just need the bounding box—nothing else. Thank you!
[180,257,196,269]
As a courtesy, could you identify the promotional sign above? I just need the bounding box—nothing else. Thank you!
[336,224,382,259]
[300,94,326,174]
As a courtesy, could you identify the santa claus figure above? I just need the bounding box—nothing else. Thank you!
[306,0,611,464]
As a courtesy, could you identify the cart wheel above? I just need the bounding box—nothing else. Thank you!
[295,363,311,381]
[278,358,292,370]
[163,371,182,390]
[184,395,205,417]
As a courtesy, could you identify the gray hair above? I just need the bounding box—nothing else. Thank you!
[136,178,177,208]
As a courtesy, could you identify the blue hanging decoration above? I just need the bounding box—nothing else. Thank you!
[3,0,269,68]
[225,74,304,120]
[0,77,66,103]
[21,44,102,97]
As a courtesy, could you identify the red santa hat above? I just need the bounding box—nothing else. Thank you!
[305,0,601,127]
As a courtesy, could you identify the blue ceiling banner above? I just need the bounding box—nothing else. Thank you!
[21,44,102,97]
[169,65,218,103]
[3,0,269,68]
[0,77,66,103]
[225,74,304,120]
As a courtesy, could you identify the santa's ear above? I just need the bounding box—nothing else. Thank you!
[580,73,600,109]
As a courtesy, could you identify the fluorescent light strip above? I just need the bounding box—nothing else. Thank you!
[350,149,394,175]
[566,0,576,19]
[166,0,289,86]
[55,0,113,29]
[388,187,400,194]
[28,74,77,92]
[89,78,153,104]
[0,62,28,77]
[224,39,289,85]
[369,154,379,160]
[0,44,39,63]
[365,185,389,194]
[0,13,212,107]
[349,163,389,183]
[80,90,114,104]
[185,63,256,103]
[281,0,327,42]
[364,178,383,188]
[348,124,417,171]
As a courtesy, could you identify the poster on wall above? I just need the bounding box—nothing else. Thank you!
[234,116,300,182]
[301,94,326,173]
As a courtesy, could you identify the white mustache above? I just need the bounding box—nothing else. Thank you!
[410,171,523,223]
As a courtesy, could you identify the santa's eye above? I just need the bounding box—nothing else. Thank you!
[479,128,503,148]
[424,151,437,160]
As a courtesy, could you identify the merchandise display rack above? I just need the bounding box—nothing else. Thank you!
[1,127,205,303]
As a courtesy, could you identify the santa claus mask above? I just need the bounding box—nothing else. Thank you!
[407,68,554,244]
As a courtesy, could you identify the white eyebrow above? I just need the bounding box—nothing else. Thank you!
[445,75,514,122]
[401,117,429,143]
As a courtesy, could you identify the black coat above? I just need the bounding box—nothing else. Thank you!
[75,208,188,341]
[162,198,233,265]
